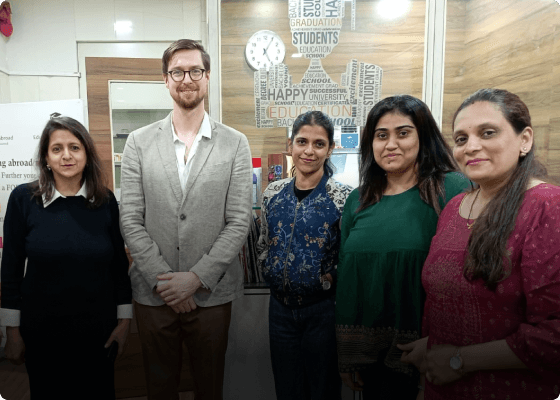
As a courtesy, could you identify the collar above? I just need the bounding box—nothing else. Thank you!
[42,181,89,208]
[171,111,212,143]
[289,173,329,199]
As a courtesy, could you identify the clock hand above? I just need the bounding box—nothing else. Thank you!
[263,38,274,63]
[265,38,274,52]
[264,51,272,63]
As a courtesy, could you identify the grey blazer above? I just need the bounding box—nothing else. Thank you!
[119,112,253,307]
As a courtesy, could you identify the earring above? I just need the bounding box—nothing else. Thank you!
[46,165,51,170]
[523,147,528,151]
[520,147,528,157]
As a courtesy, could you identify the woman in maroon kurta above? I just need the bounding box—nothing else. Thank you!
[398,88,560,400]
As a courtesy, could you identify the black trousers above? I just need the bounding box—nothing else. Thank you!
[360,361,419,400]
[20,319,117,400]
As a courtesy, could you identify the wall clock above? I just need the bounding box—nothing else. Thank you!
[245,30,286,71]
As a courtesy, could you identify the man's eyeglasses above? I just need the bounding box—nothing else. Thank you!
[167,69,206,82]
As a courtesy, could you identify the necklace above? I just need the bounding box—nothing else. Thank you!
[466,189,481,230]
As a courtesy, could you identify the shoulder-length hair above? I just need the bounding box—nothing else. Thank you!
[32,115,108,208]
[452,88,547,290]
[358,95,458,213]
[290,110,335,178]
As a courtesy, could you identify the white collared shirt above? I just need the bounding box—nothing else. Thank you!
[42,181,90,208]
[172,111,212,194]
[0,182,133,327]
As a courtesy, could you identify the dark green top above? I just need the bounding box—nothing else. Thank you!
[335,172,471,374]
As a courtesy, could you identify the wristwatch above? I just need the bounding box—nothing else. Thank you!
[320,274,331,290]
[449,347,464,374]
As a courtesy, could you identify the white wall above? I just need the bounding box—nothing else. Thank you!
[0,28,8,70]
[0,72,9,104]
[3,0,205,104]
[0,30,8,103]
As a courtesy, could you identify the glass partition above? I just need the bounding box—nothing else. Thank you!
[109,81,172,201]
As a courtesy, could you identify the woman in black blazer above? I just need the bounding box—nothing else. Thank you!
[1,115,132,399]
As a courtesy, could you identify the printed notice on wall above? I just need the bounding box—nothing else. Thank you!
[254,0,383,129]
[0,99,84,262]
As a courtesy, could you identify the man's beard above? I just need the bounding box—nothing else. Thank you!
[173,85,205,110]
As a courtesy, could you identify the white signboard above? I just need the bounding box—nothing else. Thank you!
[255,0,383,128]
[0,99,84,260]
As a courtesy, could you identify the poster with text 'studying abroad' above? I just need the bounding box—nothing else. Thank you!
[0,99,84,264]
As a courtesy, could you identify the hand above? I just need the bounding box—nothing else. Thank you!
[397,336,428,373]
[5,327,25,365]
[340,371,364,392]
[170,296,197,314]
[425,344,463,386]
[416,389,425,400]
[156,272,202,306]
[104,319,131,357]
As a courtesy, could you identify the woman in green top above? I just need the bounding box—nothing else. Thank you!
[335,95,471,399]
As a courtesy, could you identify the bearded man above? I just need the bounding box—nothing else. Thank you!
[119,39,252,400]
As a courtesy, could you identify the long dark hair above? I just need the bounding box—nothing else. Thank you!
[358,95,457,213]
[32,115,108,208]
[290,111,335,178]
[453,88,548,290]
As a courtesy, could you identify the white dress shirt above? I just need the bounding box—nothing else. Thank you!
[172,111,212,195]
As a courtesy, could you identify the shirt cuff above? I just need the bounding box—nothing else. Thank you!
[198,276,210,290]
[0,308,21,326]
[117,304,133,319]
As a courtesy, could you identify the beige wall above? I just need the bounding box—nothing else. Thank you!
[2,0,204,104]
[443,0,560,181]
[0,71,9,104]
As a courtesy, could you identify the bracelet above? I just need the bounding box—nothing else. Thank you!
[418,385,425,391]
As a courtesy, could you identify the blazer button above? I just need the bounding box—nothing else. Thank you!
[180,214,186,220]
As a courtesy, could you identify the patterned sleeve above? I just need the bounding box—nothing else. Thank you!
[505,191,560,375]
[327,179,354,215]
[256,183,274,267]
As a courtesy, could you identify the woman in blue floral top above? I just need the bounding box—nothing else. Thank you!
[257,111,353,400]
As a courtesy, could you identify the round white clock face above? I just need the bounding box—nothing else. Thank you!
[245,30,286,71]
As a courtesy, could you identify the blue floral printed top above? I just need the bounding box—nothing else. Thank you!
[257,173,353,307]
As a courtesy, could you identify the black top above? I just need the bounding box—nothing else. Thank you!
[1,183,132,327]
[293,186,314,202]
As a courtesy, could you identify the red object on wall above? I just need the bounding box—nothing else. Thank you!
[0,1,13,38]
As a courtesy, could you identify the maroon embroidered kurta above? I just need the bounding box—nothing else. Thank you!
[422,184,560,400]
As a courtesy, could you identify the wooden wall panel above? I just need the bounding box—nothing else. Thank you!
[442,0,560,182]
[221,0,427,178]
[441,0,467,142]
[86,57,163,191]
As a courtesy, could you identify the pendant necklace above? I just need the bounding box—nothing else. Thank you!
[466,189,481,230]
